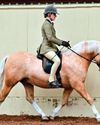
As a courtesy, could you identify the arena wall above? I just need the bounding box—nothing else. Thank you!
[0,4,100,117]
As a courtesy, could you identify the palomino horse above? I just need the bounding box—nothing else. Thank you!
[0,40,100,121]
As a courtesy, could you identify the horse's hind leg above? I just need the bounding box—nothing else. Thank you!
[21,81,49,120]
[50,88,73,119]
[0,79,14,105]
[71,81,100,121]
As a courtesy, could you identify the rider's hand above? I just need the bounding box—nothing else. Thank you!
[62,41,71,48]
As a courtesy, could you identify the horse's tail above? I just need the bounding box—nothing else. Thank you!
[0,56,8,87]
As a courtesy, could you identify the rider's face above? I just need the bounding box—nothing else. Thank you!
[49,13,57,21]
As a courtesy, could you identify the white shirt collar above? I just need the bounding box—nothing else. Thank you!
[46,17,54,24]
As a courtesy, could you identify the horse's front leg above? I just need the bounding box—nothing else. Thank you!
[71,80,100,121]
[50,88,73,120]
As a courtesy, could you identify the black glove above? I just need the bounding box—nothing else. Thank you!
[62,41,71,48]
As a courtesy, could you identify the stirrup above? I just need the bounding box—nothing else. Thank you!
[48,80,61,88]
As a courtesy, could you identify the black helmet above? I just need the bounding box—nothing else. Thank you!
[44,5,58,15]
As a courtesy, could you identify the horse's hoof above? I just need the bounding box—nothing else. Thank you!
[96,115,100,122]
[49,116,55,120]
[42,116,49,121]
[97,118,100,122]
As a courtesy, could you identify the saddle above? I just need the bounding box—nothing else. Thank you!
[37,51,62,87]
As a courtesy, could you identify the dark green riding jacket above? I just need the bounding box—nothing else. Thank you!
[39,19,63,55]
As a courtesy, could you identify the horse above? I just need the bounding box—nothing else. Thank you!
[0,40,100,121]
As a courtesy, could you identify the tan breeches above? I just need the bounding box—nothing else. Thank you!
[44,51,60,82]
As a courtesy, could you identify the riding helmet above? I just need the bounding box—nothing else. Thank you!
[44,5,58,16]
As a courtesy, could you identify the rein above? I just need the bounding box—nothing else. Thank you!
[51,46,98,65]
[67,47,98,64]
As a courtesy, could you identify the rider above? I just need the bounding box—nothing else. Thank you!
[38,5,71,87]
